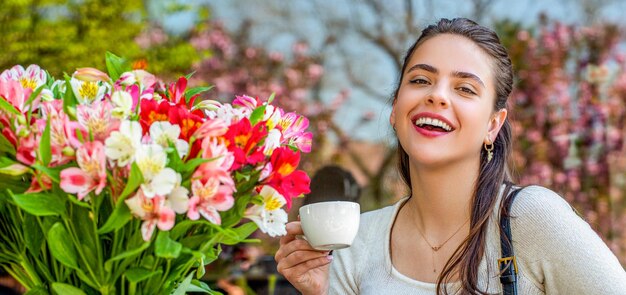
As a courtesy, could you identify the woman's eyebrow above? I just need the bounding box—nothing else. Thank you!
[406,63,438,74]
[452,71,485,87]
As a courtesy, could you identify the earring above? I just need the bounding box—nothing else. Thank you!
[484,141,494,163]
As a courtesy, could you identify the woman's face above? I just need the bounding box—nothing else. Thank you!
[390,33,507,168]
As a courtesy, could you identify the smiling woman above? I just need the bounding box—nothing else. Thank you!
[274,18,626,295]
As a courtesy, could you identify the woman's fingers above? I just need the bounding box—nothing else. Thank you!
[279,254,333,279]
[279,222,302,247]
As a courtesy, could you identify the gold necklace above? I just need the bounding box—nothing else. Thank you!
[412,215,470,273]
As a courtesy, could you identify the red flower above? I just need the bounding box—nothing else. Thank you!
[264,147,311,208]
[222,118,268,170]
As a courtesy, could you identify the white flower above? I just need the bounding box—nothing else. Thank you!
[245,186,288,237]
[149,121,189,157]
[263,129,282,156]
[135,144,177,198]
[165,174,189,214]
[105,120,142,167]
[206,104,249,125]
[111,90,133,119]
[70,77,108,104]
[264,105,283,130]
[40,89,55,102]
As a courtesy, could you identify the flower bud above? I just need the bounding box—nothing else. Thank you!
[0,163,30,176]
[62,146,75,157]
[74,67,111,82]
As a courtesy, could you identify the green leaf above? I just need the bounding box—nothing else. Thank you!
[231,222,258,241]
[125,267,161,283]
[0,96,22,116]
[171,273,194,295]
[39,118,51,166]
[266,92,276,104]
[187,280,214,293]
[105,52,130,81]
[25,286,49,295]
[155,231,182,259]
[52,282,86,295]
[117,162,143,203]
[31,163,63,183]
[97,202,131,234]
[184,71,196,80]
[182,158,211,174]
[170,219,217,240]
[249,104,266,126]
[104,242,150,272]
[23,214,44,253]
[12,192,66,216]
[216,229,241,246]
[0,133,16,155]
[63,75,77,120]
[185,86,213,100]
[25,84,45,123]
[48,222,79,269]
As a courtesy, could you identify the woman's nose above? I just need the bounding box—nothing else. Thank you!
[427,85,449,107]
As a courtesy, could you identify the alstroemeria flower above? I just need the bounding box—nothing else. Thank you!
[0,78,33,113]
[77,100,119,142]
[117,70,156,91]
[263,128,282,156]
[149,121,189,158]
[110,90,134,119]
[187,177,234,224]
[135,144,178,198]
[264,146,311,208]
[60,141,107,200]
[105,120,143,167]
[165,173,189,214]
[223,117,268,170]
[278,112,309,140]
[0,64,46,91]
[125,189,175,241]
[70,77,108,105]
[289,132,313,153]
[245,185,288,237]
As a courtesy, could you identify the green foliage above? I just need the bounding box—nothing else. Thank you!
[0,0,200,78]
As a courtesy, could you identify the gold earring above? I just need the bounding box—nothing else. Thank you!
[484,141,494,163]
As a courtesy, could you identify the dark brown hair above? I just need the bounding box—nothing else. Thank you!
[392,18,513,294]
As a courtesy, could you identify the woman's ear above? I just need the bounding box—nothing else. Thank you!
[485,108,507,143]
[389,101,397,128]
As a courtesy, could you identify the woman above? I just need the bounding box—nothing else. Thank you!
[274,18,626,294]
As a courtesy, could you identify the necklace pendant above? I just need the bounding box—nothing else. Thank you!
[431,246,441,251]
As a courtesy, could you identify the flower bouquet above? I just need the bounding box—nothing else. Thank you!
[0,53,311,294]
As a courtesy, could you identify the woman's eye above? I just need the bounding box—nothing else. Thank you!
[409,78,429,85]
[457,86,477,95]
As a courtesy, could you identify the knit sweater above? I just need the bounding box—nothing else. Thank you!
[328,185,626,294]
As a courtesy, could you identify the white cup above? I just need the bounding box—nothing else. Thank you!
[299,201,360,251]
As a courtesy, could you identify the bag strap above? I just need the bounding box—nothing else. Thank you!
[499,186,523,295]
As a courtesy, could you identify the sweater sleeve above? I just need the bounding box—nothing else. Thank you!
[328,245,359,295]
[511,186,626,294]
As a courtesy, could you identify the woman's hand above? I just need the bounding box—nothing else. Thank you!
[275,221,333,295]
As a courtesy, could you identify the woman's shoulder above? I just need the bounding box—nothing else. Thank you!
[359,198,406,231]
[509,185,574,219]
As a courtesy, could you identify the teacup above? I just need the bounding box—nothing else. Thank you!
[299,201,360,250]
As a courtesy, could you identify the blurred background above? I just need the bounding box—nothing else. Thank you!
[2,0,626,293]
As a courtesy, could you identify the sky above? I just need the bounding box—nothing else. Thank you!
[162,0,626,141]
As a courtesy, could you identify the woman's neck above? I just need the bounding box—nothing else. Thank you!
[406,158,479,235]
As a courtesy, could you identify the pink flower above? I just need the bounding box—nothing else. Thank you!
[187,177,234,224]
[125,189,175,241]
[77,100,119,142]
[0,78,33,113]
[60,141,107,200]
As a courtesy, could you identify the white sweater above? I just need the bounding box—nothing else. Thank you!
[328,185,626,294]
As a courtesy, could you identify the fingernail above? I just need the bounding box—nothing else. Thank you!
[327,255,334,261]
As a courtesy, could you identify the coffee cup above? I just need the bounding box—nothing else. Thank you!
[298,201,360,251]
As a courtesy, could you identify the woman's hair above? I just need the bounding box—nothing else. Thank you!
[391,18,513,294]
